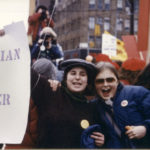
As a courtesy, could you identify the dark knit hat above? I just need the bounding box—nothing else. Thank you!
[32,58,57,79]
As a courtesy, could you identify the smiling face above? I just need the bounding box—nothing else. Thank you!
[66,67,88,93]
[95,69,119,101]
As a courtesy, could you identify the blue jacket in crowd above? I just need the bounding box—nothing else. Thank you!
[31,44,63,60]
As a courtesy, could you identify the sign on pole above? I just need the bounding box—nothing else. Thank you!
[102,33,117,57]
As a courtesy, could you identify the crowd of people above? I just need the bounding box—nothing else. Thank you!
[27,5,64,66]
[0,3,150,149]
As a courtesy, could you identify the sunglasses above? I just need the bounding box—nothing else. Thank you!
[95,77,116,84]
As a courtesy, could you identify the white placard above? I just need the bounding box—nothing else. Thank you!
[0,21,30,144]
[102,33,117,57]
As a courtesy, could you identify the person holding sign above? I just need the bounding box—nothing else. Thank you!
[31,58,105,148]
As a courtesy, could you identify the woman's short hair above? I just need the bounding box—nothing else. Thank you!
[96,61,119,80]
[36,5,47,12]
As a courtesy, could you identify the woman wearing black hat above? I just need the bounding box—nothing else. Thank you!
[31,58,105,148]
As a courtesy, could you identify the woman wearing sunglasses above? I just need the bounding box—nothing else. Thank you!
[93,61,150,148]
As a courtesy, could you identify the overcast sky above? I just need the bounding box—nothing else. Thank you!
[0,0,29,31]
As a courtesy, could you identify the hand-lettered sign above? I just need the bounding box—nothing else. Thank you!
[0,21,30,144]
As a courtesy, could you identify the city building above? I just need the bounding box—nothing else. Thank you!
[54,0,139,51]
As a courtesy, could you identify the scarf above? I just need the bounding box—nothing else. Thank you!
[61,81,88,103]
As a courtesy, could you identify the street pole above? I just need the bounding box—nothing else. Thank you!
[129,0,134,35]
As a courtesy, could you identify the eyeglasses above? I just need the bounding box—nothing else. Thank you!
[95,77,116,84]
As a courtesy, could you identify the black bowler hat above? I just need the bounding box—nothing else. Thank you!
[59,58,97,75]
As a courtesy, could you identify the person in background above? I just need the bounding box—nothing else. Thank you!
[134,63,150,90]
[31,27,63,65]
[118,58,146,85]
[31,58,105,148]
[32,58,57,80]
[93,61,150,148]
[90,53,120,70]
[27,5,54,47]
[85,55,96,64]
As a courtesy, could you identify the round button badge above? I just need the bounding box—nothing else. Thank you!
[80,119,89,129]
[121,100,128,107]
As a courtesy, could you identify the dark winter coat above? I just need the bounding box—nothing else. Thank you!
[31,70,103,148]
[95,83,150,148]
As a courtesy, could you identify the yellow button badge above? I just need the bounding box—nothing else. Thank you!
[80,119,89,129]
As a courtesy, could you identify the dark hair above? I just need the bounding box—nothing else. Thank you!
[134,63,150,90]
[96,61,119,80]
[36,5,47,12]
[118,68,140,85]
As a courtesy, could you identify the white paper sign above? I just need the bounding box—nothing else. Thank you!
[102,33,117,57]
[0,21,30,144]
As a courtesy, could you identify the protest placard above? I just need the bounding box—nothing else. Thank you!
[0,21,30,144]
[102,33,117,57]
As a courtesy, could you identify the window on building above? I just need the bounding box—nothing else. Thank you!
[98,0,103,10]
[67,22,71,33]
[104,0,110,10]
[96,36,102,48]
[89,17,95,29]
[116,18,123,31]
[134,0,139,14]
[76,18,81,30]
[117,0,123,10]
[125,7,130,15]
[134,19,138,33]
[97,17,103,25]
[71,39,75,49]
[124,19,130,32]
[71,22,73,31]
[104,17,110,31]
[89,0,96,9]
[62,25,65,34]
[89,36,95,48]
[96,17,103,35]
